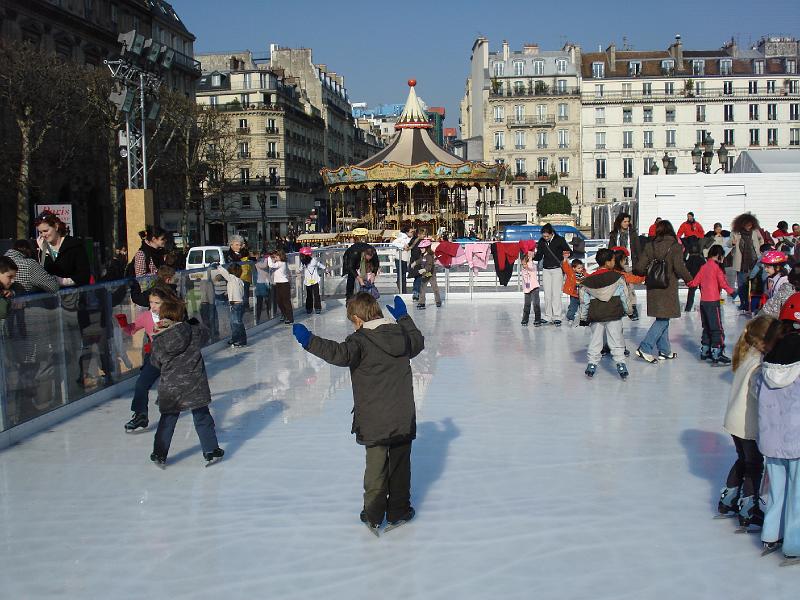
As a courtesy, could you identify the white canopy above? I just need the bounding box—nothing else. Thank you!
[731,149,800,173]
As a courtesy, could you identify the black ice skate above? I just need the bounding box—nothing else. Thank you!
[360,510,380,538]
[761,539,783,556]
[715,486,740,518]
[150,452,166,470]
[616,363,629,380]
[384,507,415,533]
[124,413,149,433]
[734,495,764,533]
[203,448,224,467]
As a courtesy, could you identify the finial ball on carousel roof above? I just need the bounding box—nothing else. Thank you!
[408,79,417,87]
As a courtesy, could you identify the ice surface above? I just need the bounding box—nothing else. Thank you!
[0,296,796,599]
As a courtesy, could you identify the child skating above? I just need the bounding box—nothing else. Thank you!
[148,297,223,468]
[579,248,633,379]
[291,293,424,536]
[562,256,586,324]
[520,250,542,326]
[299,246,325,314]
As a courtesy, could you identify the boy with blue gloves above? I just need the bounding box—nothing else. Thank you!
[292,293,424,537]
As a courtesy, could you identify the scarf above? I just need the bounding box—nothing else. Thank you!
[739,231,756,272]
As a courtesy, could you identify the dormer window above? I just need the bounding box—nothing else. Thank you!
[720,59,733,76]
[629,61,642,76]
[754,60,765,75]
[661,59,675,75]
[533,60,544,76]
[556,58,567,74]
[787,58,797,74]
[211,73,221,87]
[692,60,705,76]
[592,62,605,79]
[513,60,524,76]
[493,62,504,77]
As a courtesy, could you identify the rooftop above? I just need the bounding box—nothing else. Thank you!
[0,295,795,598]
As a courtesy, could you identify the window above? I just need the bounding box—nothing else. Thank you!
[537,157,548,175]
[661,59,675,75]
[643,157,655,173]
[515,158,526,175]
[238,118,248,130]
[537,131,548,149]
[243,73,251,88]
[643,107,653,122]
[724,104,734,122]
[514,105,525,122]
[494,132,505,150]
[767,128,778,146]
[595,84,604,98]
[556,58,567,74]
[493,62,504,77]
[592,62,605,78]
[789,80,799,94]
[241,195,251,209]
[595,107,605,124]
[267,141,277,157]
[666,130,676,147]
[696,129,708,143]
[536,104,547,119]
[238,141,249,158]
[623,130,633,149]
[559,186,569,197]
[596,187,606,200]
[664,82,675,95]
[538,186,547,199]
[723,129,734,145]
[559,157,569,175]
[629,61,641,76]
[558,129,569,148]
[723,80,733,95]
[595,132,606,149]
[692,60,705,76]
[514,80,525,95]
[665,107,676,122]
[516,187,526,203]
[622,82,632,98]
[515,131,526,150]
[696,105,706,122]
[533,60,544,76]
[754,60,765,75]
[767,80,776,94]
[209,96,218,107]
[642,82,652,96]
[498,188,506,203]
[623,158,633,178]
[788,59,797,74]
[623,108,632,123]
[767,103,777,120]
[791,104,800,120]
[240,93,250,106]
[513,60,524,76]
[623,187,634,199]
[556,79,567,93]
[211,73,221,87]
[493,105,505,122]
[791,128,800,146]
[694,81,705,96]
[720,59,733,76]
[749,80,758,94]
[749,128,760,146]
[595,159,606,179]
[269,194,278,209]
[643,130,653,148]
[240,168,250,183]
[558,103,568,120]
[749,104,759,120]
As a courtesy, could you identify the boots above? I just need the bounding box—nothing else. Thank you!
[711,347,732,366]
[718,486,740,515]
[700,344,711,361]
[737,495,764,529]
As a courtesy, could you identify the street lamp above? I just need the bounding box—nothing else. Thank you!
[693,135,728,173]
[257,175,267,250]
[649,161,660,175]
[662,152,677,175]
[717,143,729,173]
[702,135,715,172]
[691,142,703,172]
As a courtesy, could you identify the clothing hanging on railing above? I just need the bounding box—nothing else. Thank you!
[434,240,460,268]
[491,243,518,286]
[465,243,491,274]
[518,239,537,254]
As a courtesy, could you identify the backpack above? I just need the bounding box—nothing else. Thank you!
[645,241,675,290]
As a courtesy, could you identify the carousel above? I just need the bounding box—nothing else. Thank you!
[320,79,505,239]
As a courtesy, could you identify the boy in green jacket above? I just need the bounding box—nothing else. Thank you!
[292,293,424,537]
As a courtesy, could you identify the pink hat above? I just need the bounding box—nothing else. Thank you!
[299,246,313,256]
[761,250,787,265]
[418,239,432,248]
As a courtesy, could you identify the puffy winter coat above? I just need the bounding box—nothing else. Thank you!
[609,226,642,263]
[342,242,379,278]
[521,260,540,291]
[723,349,762,440]
[306,315,424,446]
[757,332,800,459]
[634,236,693,319]
[149,318,212,414]
[579,269,632,323]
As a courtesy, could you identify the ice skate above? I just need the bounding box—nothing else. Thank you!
[715,486,740,517]
[734,495,764,532]
[553,320,562,327]
[124,413,149,433]
[360,511,380,538]
[384,507,415,533]
[521,320,528,327]
[710,348,731,367]
[780,556,800,567]
[585,363,597,378]
[761,540,783,556]
[636,348,658,364]
[203,448,224,467]
[616,363,629,380]
[658,352,678,360]
[150,452,166,470]
[699,344,711,361]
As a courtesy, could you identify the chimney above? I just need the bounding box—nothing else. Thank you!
[318,64,327,73]
[670,34,684,70]
[523,43,539,56]
[502,40,510,61]
[606,43,616,71]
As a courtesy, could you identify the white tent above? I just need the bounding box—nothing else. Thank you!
[731,149,800,173]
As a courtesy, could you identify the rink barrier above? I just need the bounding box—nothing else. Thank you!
[0,242,602,445]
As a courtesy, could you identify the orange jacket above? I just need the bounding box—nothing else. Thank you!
[562,259,584,297]
[615,269,645,286]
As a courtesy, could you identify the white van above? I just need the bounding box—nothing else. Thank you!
[185,246,228,286]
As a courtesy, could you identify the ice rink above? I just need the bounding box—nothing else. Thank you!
[0,296,796,599]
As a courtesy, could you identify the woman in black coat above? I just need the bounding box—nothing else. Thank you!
[608,212,641,267]
[35,212,90,287]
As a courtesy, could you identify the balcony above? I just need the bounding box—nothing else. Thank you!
[266,127,279,134]
[267,151,280,159]
[506,116,555,128]
[537,143,548,149]
[173,50,202,75]
[237,127,251,135]
[212,101,285,113]
[514,145,526,150]
[583,86,800,103]
[490,86,580,98]
[237,151,251,159]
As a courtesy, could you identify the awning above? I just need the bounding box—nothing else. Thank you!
[496,213,528,222]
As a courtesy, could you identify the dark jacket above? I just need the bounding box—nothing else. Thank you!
[579,269,632,323]
[532,234,571,269]
[609,227,642,263]
[342,242,379,278]
[40,236,91,286]
[306,315,424,446]
[634,236,693,318]
[149,318,212,414]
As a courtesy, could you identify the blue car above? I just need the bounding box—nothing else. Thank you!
[501,225,586,243]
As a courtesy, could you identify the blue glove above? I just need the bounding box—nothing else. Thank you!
[385,295,407,320]
[292,323,312,348]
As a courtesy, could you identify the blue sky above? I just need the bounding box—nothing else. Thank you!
[170,0,800,131]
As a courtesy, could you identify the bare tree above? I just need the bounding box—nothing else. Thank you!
[203,114,238,240]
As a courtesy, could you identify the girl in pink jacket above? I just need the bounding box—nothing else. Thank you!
[521,251,542,326]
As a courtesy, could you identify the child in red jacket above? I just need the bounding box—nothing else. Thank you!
[688,244,738,365]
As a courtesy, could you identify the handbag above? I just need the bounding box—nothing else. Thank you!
[361,281,380,300]
[645,241,675,290]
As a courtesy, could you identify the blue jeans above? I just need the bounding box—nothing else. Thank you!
[762,457,800,556]
[736,271,749,311]
[229,302,246,344]
[131,354,160,415]
[412,276,422,297]
[566,296,580,321]
[639,317,671,355]
[153,406,219,457]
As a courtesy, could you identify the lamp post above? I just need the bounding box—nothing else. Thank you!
[692,135,729,173]
[649,161,660,175]
[662,152,677,175]
[257,175,267,250]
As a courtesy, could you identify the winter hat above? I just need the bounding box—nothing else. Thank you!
[779,292,800,324]
[610,246,629,257]
[299,246,313,256]
[418,239,432,248]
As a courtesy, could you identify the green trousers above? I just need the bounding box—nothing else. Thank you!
[363,441,413,526]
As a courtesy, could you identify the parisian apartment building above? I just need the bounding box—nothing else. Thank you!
[188,47,381,245]
[462,35,800,229]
